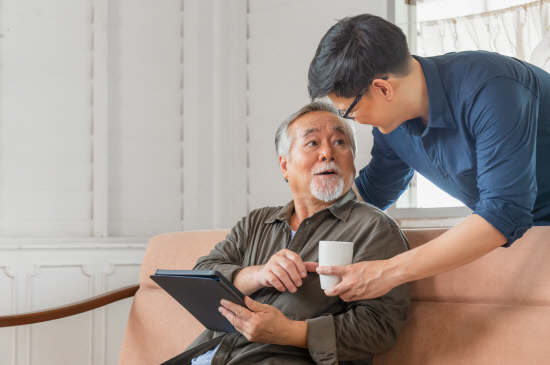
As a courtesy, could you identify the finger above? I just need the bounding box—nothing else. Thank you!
[283,250,307,278]
[265,271,286,292]
[278,259,303,287]
[219,306,236,325]
[304,261,319,272]
[219,306,246,332]
[220,299,248,318]
[271,266,297,293]
[324,281,348,297]
[244,296,263,312]
[338,288,356,302]
[316,265,345,276]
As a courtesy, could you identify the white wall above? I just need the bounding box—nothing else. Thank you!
[0,0,389,239]
[0,1,391,364]
[246,0,388,211]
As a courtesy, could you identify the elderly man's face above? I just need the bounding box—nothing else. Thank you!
[280,111,356,203]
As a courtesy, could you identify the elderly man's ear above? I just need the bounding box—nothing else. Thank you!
[279,156,288,181]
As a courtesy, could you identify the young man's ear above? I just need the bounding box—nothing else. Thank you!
[279,156,288,181]
[372,78,394,100]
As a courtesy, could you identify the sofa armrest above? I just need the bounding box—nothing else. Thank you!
[0,284,139,327]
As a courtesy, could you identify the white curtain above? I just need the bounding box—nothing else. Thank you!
[417,0,550,70]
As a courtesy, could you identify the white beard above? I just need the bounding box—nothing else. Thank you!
[310,174,344,202]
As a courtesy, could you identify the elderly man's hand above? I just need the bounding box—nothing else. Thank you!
[219,296,307,347]
[317,260,397,301]
[258,249,318,293]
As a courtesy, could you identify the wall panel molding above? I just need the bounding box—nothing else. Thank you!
[0,266,16,365]
[27,264,93,365]
[0,243,145,365]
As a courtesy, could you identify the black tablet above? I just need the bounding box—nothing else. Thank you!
[150,269,246,333]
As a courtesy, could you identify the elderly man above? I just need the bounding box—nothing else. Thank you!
[163,102,410,365]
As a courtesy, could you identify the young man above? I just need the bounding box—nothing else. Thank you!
[162,102,410,365]
[308,14,550,301]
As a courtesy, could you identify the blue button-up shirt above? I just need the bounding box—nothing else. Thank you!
[355,51,550,246]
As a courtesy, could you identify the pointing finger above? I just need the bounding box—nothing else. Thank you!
[284,250,307,277]
[304,261,319,272]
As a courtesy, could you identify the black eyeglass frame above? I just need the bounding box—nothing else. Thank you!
[339,76,388,120]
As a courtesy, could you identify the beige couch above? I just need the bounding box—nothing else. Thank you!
[120,227,550,364]
[2,227,549,364]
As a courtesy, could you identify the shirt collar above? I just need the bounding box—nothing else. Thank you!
[265,189,357,224]
[409,55,457,135]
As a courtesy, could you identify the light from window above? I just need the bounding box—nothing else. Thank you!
[395,172,464,208]
[416,174,463,208]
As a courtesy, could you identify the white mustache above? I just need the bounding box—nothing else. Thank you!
[312,162,343,176]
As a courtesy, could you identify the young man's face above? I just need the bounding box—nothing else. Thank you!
[279,111,356,203]
[328,88,403,134]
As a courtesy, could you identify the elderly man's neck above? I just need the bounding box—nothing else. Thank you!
[290,194,340,230]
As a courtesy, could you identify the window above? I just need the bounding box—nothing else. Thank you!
[389,0,547,225]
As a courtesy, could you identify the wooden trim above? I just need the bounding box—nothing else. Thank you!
[0,284,139,327]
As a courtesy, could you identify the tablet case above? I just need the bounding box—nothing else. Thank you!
[150,270,246,333]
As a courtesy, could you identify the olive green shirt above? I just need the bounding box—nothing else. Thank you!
[163,190,410,365]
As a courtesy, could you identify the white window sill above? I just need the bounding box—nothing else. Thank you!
[395,216,466,229]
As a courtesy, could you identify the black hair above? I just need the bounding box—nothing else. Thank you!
[308,14,411,100]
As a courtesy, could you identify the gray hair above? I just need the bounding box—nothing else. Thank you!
[275,101,358,160]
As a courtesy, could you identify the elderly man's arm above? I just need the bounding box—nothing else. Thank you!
[222,224,410,362]
[192,215,249,283]
[219,284,408,360]
[307,224,410,362]
[307,284,409,361]
[234,249,319,295]
[193,210,317,297]
[220,296,308,348]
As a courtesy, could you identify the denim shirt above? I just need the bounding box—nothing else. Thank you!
[355,51,550,245]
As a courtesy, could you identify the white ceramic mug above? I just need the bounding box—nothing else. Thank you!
[318,241,354,289]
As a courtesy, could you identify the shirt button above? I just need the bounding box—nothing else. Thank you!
[443,173,449,179]
[467,199,473,204]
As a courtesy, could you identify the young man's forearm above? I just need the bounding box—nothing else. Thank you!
[388,214,507,285]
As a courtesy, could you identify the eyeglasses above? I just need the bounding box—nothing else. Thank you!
[339,76,388,120]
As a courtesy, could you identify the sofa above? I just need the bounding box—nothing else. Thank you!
[1,227,549,364]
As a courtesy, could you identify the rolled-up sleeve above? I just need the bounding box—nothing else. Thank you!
[306,315,338,364]
[468,77,538,246]
[306,225,410,363]
[355,127,414,210]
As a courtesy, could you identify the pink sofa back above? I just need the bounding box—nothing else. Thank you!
[374,227,550,365]
[119,227,550,364]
